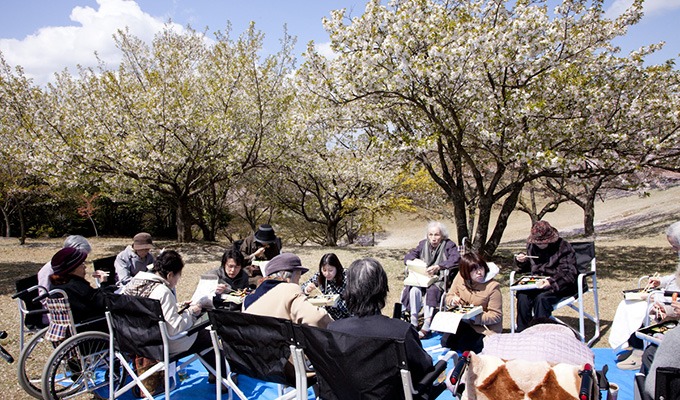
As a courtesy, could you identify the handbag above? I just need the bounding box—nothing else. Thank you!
[132,355,164,397]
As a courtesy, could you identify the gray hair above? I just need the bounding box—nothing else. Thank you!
[667,221,680,243]
[426,221,449,240]
[270,270,294,280]
[63,235,92,254]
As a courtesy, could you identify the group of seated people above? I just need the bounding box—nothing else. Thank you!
[32,218,680,398]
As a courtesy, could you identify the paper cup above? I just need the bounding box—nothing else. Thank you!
[607,382,619,400]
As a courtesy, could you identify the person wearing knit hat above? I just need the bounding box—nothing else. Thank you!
[513,221,578,332]
[49,247,116,327]
[114,232,156,286]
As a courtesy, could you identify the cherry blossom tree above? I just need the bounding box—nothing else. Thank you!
[300,0,679,255]
[26,24,296,242]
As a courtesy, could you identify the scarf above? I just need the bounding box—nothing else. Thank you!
[422,239,448,268]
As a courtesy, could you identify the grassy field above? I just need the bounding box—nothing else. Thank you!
[1,185,679,399]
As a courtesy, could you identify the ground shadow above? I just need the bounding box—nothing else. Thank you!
[0,262,43,296]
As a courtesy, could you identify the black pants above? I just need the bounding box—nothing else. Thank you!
[440,321,485,353]
[516,289,573,332]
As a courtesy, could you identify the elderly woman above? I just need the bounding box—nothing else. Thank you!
[243,253,332,327]
[49,247,115,329]
[329,258,434,384]
[401,221,460,338]
[441,252,502,353]
[114,232,156,286]
[514,220,577,332]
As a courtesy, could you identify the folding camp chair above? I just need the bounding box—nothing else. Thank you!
[293,323,451,400]
[207,309,309,400]
[105,294,215,400]
[635,367,680,400]
[510,241,600,346]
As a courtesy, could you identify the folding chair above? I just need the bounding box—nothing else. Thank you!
[13,275,48,350]
[293,323,451,400]
[207,309,309,400]
[510,241,600,346]
[105,294,215,400]
[93,255,117,287]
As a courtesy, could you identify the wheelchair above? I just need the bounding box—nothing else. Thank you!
[13,284,125,399]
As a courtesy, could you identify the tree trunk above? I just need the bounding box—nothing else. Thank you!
[1,207,10,237]
[583,197,596,237]
[324,221,339,247]
[19,206,26,245]
[176,197,193,243]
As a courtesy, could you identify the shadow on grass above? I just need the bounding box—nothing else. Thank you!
[0,261,43,296]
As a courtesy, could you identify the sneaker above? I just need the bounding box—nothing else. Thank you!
[616,349,643,370]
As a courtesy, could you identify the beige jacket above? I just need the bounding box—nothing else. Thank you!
[244,281,332,328]
[445,271,503,335]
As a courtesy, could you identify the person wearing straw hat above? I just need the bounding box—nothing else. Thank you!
[514,220,577,332]
[114,232,156,286]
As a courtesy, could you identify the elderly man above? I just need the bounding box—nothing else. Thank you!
[243,253,331,327]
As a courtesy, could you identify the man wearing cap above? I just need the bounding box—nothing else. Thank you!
[243,253,332,327]
[240,224,281,274]
[114,232,156,286]
[514,221,578,332]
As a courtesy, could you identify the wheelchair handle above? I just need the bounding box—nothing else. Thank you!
[0,332,13,364]
[12,284,47,300]
[578,363,593,400]
[449,351,470,385]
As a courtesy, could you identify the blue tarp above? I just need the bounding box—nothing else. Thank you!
[107,333,638,399]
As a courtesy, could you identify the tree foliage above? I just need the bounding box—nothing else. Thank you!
[300,0,680,255]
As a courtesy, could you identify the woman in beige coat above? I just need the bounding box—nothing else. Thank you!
[440,252,502,352]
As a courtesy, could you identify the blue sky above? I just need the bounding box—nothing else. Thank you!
[0,0,678,85]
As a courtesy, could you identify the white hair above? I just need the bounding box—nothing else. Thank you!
[426,221,449,240]
[270,270,294,280]
[666,221,680,243]
[63,235,92,254]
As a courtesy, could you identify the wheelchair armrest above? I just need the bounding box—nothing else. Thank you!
[26,309,49,316]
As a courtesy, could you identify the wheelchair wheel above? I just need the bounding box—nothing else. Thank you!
[41,331,125,400]
[17,327,52,399]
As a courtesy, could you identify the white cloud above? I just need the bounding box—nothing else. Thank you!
[606,0,680,18]
[314,41,339,60]
[0,0,182,85]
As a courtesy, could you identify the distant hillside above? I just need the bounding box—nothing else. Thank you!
[377,185,680,249]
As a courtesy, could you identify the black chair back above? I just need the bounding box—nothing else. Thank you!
[293,324,409,400]
[208,309,296,386]
[93,255,117,286]
[571,241,595,275]
[105,294,164,360]
[15,275,48,330]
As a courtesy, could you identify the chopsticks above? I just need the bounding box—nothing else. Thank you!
[643,272,659,292]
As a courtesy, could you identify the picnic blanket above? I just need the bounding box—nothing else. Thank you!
[103,333,637,399]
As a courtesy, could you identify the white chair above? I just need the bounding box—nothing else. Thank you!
[510,241,600,346]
